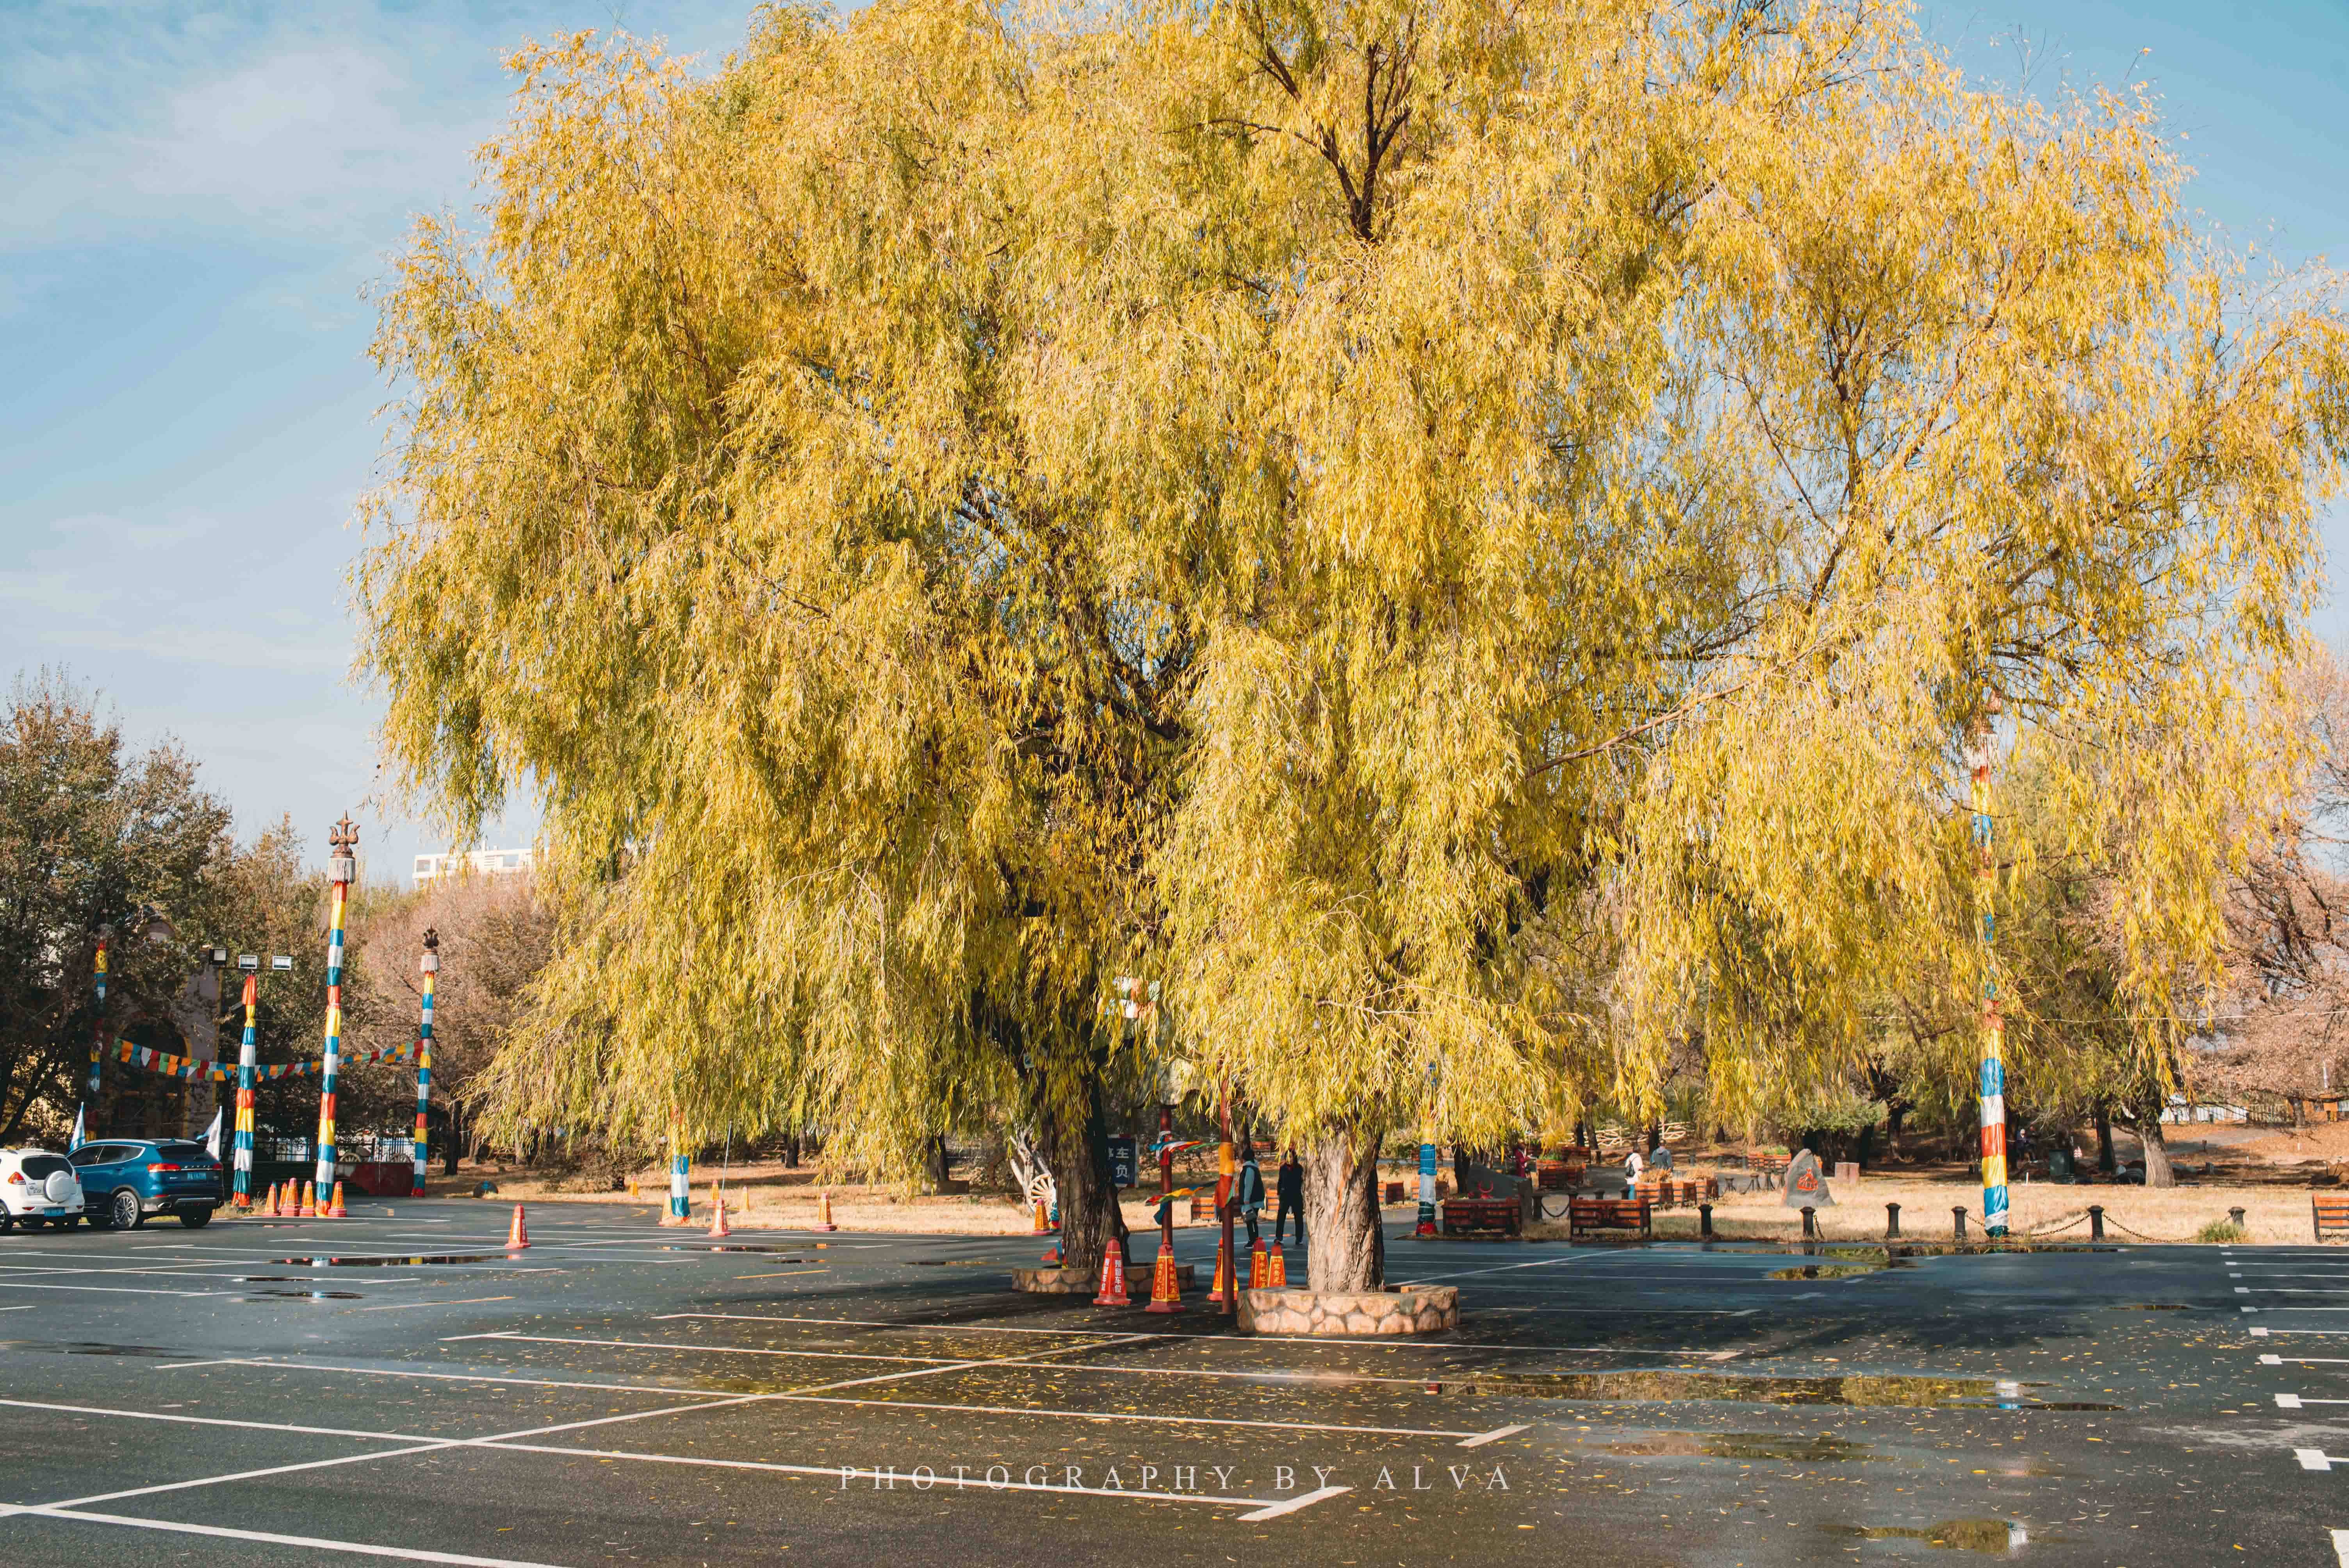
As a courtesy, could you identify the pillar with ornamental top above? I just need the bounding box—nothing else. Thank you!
[312,816,358,1204]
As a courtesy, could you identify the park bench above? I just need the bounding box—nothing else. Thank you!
[1749,1152,1789,1188]
[1535,1160,1587,1191]
[1441,1196,1524,1237]
[2316,1193,2349,1242]
[1633,1172,1677,1208]
[1568,1196,1652,1241]
[1384,1180,1407,1204]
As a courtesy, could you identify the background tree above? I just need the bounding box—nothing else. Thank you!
[347,871,555,1168]
[0,673,231,1142]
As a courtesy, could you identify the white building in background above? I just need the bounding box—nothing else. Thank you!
[413,848,533,886]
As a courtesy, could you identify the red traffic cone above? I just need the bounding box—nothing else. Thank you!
[1144,1241,1183,1313]
[263,1182,279,1217]
[1265,1242,1288,1289]
[708,1187,731,1238]
[1210,1230,1232,1298]
[814,1189,837,1233]
[507,1203,530,1249]
[1248,1237,1267,1290]
[298,1181,316,1217]
[1093,1244,1132,1306]
[327,1180,348,1219]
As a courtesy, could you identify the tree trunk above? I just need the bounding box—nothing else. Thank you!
[2139,1116,2175,1188]
[1038,1069,1129,1272]
[1303,1123,1385,1293]
[2094,1102,2115,1173]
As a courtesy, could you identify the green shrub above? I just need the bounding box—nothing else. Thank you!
[2195,1219,2249,1244]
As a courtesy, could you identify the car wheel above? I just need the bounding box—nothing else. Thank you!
[110,1189,143,1231]
[0,1213,12,1234]
[177,1205,214,1229]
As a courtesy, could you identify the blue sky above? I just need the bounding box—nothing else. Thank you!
[3,2,2345,885]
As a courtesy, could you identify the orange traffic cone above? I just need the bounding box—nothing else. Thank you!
[327,1181,347,1219]
[298,1181,316,1217]
[1265,1243,1288,1289]
[1031,1199,1050,1234]
[262,1182,279,1216]
[1210,1231,1231,1298]
[814,1189,837,1233]
[1249,1237,1267,1290]
[507,1203,530,1249]
[1144,1241,1183,1313]
[1094,1244,1132,1306]
[707,1187,731,1238]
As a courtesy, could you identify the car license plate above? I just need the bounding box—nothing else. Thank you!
[43,1207,64,1216]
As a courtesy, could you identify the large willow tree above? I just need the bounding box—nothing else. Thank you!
[362,0,2347,1286]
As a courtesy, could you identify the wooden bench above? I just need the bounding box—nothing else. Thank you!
[1535,1160,1586,1192]
[2316,1193,2349,1242]
[1569,1197,1652,1241]
[1383,1180,1407,1204]
[1441,1197,1523,1237]
[1633,1173,1676,1209]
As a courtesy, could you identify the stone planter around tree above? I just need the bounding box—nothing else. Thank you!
[1236,1285,1459,1336]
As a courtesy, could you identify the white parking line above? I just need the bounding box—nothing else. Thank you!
[0,1506,572,1567]
[653,1311,1742,1356]
[184,1358,754,1398]
[765,1389,1513,1444]
[353,1296,519,1312]
[1401,1254,1613,1283]
[441,1331,958,1367]
[0,1280,223,1297]
[2330,1526,2349,1568]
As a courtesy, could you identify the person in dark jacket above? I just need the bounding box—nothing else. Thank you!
[1237,1153,1266,1245]
[1274,1151,1305,1246]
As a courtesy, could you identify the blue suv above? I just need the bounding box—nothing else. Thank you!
[68,1140,222,1229]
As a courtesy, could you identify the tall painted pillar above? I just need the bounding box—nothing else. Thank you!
[313,816,358,1202]
[84,927,110,1120]
[1415,1063,1438,1237]
[232,971,259,1207]
[413,929,438,1197]
[1971,701,2008,1238]
[668,1142,692,1224]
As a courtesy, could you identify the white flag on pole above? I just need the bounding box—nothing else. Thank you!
[202,1108,223,1162]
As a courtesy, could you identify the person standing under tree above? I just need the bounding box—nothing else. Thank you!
[1237,1151,1266,1246]
[1274,1150,1305,1246]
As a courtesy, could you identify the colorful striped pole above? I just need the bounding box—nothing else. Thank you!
[232,972,258,1207]
[668,1144,691,1224]
[413,929,438,1197]
[1415,1061,1438,1238]
[84,927,110,1117]
[313,816,358,1204]
[1971,700,2008,1238]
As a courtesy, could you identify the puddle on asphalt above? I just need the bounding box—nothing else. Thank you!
[241,1290,362,1301]
[0,1342,193,1358]
[2113,1304,2190,1311]
[1603,1432,1871,1461]
[1469,1370,2119,1409]
[1770,1263,1895,1280]
[909,1260,1008,1268]
[1831,1519,2030,1554]
[272,1254,506,1267]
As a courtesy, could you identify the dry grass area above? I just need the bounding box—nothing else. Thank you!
[413,1148,2345,1247]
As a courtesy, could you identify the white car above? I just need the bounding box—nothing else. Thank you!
[0,1147,85,1231]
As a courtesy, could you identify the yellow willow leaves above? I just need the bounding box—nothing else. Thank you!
[356,0,2349,1171]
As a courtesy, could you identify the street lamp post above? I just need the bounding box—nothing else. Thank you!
[313,816,358,1210]
[413,930,438,1198]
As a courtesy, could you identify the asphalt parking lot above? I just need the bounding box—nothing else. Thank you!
[0,1199,2338,1566]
